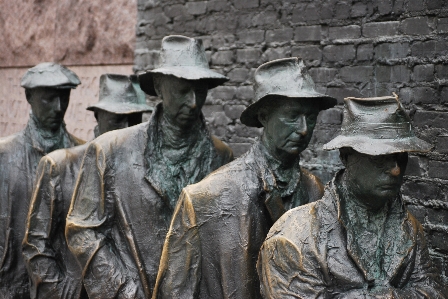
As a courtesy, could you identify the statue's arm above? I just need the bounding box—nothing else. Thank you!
[66,143,138,299]
[390,220,448,299]
[22,156,64,298]
[153,189,201,299]
[257,235,328,299]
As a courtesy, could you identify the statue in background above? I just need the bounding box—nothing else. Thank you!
[258,95,447,298]
[0,63,84,299]
[66,35,233,299]
[22,74,152,299]
[154,57,337,299]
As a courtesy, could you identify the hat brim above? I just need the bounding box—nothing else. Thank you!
[138,66,229,96]
[323,135,433,155]
[87,102,153,114]
[240,93,337,128]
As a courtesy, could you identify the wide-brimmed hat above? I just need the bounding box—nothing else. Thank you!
[138,35,229,96]
[87,74,153,114]
[323,94,432,155]
[240,57,337,127]
[21,62,81,89]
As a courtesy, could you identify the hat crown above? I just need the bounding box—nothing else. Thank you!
[240,57,337,127]
[21,62,81,89]
[341,96,413,139]
[323,95,432,155]
[158,35,209,68]
[254,58,319,102]
[99,74,145,105]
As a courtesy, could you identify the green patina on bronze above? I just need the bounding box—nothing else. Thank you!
[154,57,337,299]
[258,95,446,298]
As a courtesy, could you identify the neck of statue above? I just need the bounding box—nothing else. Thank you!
[160,112,200,149]
[340,174,390,213]
[30,113,62,139]
[260,134,299,170]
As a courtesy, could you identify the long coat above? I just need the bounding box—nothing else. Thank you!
[257,175,447,299]
[22,143,89,299]
[154,142,324,299]
[0,120,83,299]
[66,110,233,299]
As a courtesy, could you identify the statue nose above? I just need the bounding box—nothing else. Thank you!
[390,164,401,176]
[296,115,308,136]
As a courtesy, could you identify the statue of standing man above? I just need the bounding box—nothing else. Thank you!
[258,95,447,298]
[66,35,233,299]
[22,74,153,299]
[154,57,336,299]
[0,63,84,299]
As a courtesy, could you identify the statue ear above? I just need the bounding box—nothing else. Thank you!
[257,106,269,127]
[25,89,33,104]
[153,75,163,99]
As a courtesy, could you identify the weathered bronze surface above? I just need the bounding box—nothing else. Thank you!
[0,63,84,299]
[258,95,447,298]
[22,74,151,299]
[65,35,233,298]
[154,58,336,299]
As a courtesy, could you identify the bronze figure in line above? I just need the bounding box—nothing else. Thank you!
[154,57,336,299]
[22,74,152,299]
[65,35,233,299]
[258,95,447,298]
[0,63,84,299]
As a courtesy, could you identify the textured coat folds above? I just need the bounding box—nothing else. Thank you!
[257,176,447,299]
[0,120,83,299]
[23,144,89,299]
[66,108,233,299]
[154,142,324,299]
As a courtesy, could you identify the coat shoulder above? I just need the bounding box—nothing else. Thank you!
[211,135,234,162]
[184,153,259,205]
[67,132,85,146]
[0,131,25,152]
[300,167,325,202]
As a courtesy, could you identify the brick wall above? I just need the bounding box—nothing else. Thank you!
[135,0,448,280]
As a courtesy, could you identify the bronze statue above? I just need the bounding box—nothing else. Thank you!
[154,58,337,299]
[0,63,84,299]
[22,74,152,299]
[65,35,233,299]
[257,95,447,298]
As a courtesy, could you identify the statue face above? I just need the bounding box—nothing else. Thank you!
[260,98,319,161]
[156,75,208,128]
[27,87,70,131]
[96,110,142,135]
[343,150,408,210]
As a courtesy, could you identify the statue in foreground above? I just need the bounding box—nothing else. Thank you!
[154,57,336,299]
[66,35,233,298]
[22,74,152,299]
[258,95,447,298]
[0,63,84,299]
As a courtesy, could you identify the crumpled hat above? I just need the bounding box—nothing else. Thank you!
[240,57,337,128]
[87,74,153,114]
[21,62,81,89]
[138,35,229,96]
[323,94,432,155]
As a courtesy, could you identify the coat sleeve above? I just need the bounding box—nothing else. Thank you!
[22,156,69,299]
[153,189,201,299]
[65,142,139,299]
[257,235,330,299]
[390,219,448,299]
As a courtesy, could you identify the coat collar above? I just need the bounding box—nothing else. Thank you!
[24,113,74,155]
[249,142,305,222]
[325,172,415,285]
[143,103,217,208]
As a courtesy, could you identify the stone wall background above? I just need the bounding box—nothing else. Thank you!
[0,0,137,140]
[135,0,448,281]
